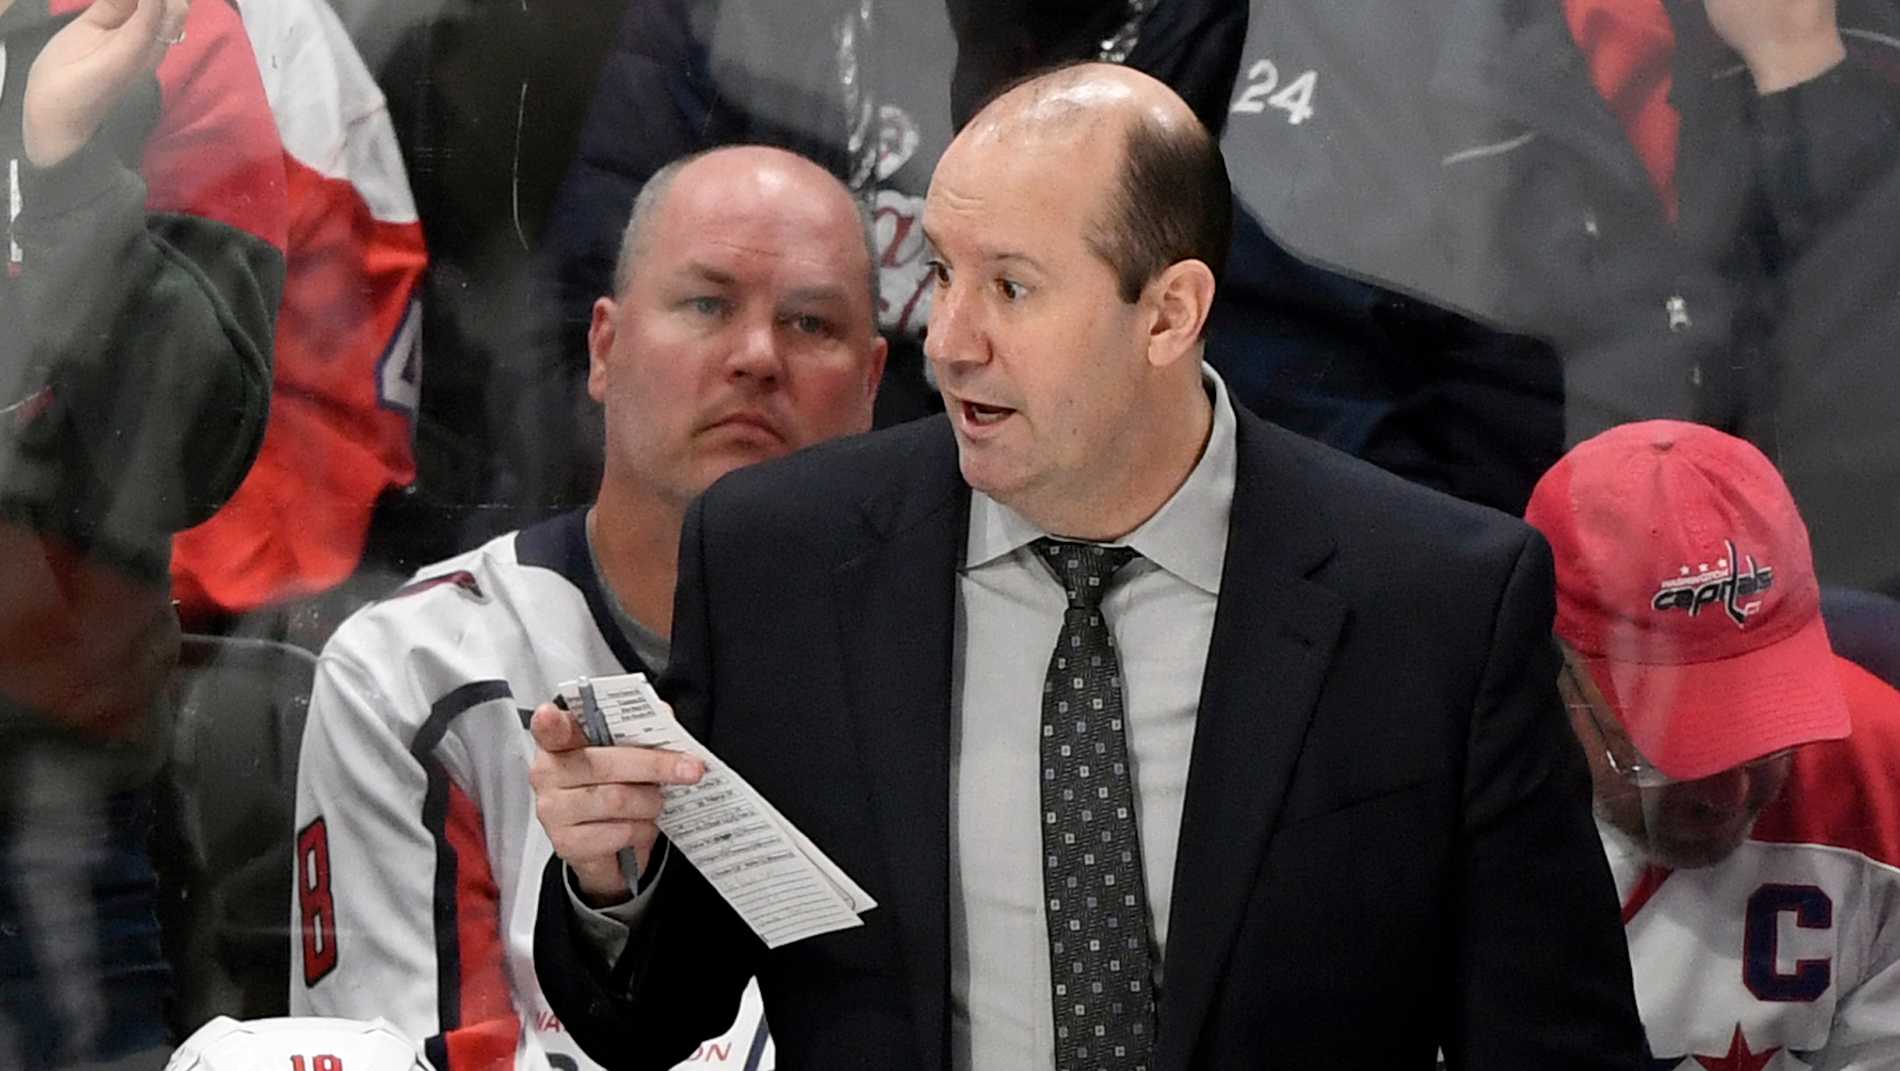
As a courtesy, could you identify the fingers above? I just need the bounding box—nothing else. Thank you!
[530,743,705,800]
[532,763,661,881]
[560,819,664,906]
[106,0,168,40]
[556,820,660,869]
[542,785,664,886]
[82,0,143,30]
[528,704,705,787]
[529,702,587,752]
[529,700,701,829]
[112,0,186,62]
[154,0,190,47]
[79,0,182,89]
[536,781,669,832]
[528,694,704,885]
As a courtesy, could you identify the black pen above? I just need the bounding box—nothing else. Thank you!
[576,676,644,892]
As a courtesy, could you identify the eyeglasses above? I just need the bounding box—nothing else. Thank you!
[1558,659,1675,789]
[1557,656,1797,790]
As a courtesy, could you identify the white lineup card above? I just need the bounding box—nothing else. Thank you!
[557,673,878,949]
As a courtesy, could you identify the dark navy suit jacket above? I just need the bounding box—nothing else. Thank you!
[537,408,1646,1070]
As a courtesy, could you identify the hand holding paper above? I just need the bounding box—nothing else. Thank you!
[543,672,881,949]
[527,699,703,907]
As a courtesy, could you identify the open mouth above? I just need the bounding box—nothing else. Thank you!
[961,400,1015,427]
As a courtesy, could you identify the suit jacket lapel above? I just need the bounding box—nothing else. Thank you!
[1155,413,1348,1071]
[831,419,968,1071]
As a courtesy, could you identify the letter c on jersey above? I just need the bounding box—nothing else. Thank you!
[1743,883,1833,1002]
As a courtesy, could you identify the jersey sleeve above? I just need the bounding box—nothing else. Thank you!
[292,647,521,1071]
[1747,37,1900,254]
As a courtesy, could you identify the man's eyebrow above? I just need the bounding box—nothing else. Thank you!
[917,230,1040,270]
[673,263,739,287]
[991,250,1041,269]
[782,284,850,306]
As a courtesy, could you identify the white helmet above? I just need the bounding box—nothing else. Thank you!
[165,1017,435,1071]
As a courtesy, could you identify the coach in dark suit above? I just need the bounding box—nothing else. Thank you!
[527,63,1645,1070]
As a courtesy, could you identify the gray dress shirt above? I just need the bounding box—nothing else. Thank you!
[950,367,1235,1070]
[571,368,1239,1071]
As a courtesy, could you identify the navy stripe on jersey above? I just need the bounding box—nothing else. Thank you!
[743,1012,772,1071]
[411,677,513,1051]
[515,509,650,678]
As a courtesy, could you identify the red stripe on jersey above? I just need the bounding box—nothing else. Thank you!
[1620,864,1672,924]
[384,571,486,604]
[171,152,424,619]
[434,782,520,1070]
[144,0,289,249]
[437,1020,522,1071]
[1751,657,1900,871]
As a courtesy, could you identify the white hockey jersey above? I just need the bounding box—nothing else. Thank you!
[292,511,771,1071]
[1606,657,1900,1070]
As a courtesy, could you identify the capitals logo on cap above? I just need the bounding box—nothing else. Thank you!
[1525,421,1850,782]
[1650,538,1774,627]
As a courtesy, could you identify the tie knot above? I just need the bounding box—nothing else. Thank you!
[1032,538,1140,609]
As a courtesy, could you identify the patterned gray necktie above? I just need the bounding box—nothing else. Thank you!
[1030,537,1156,1071]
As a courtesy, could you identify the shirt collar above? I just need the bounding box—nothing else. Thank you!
[964,364,1236,596]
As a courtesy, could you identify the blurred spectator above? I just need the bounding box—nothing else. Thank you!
[0,0,286,1062]
[169,0,427,631]
[943,0,1242,130]
[290,146,883,1070]
[1208,0,1900,589]
[1527,420,1900,1066]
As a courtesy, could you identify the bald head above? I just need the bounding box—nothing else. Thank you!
[962,63,1194,144]
[950,63,1231,304]
[612,146,879,324]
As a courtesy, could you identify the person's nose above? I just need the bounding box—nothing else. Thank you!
[923,277,989,374]
[725,312,785,386]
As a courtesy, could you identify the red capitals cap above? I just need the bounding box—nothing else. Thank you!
[1524,420,1849,781]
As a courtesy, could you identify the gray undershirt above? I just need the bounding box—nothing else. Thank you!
[584,511,670,678]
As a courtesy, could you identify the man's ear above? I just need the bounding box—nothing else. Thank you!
[859,335,890,427]
[586,297,619,403]
[1143,259,1216,370]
